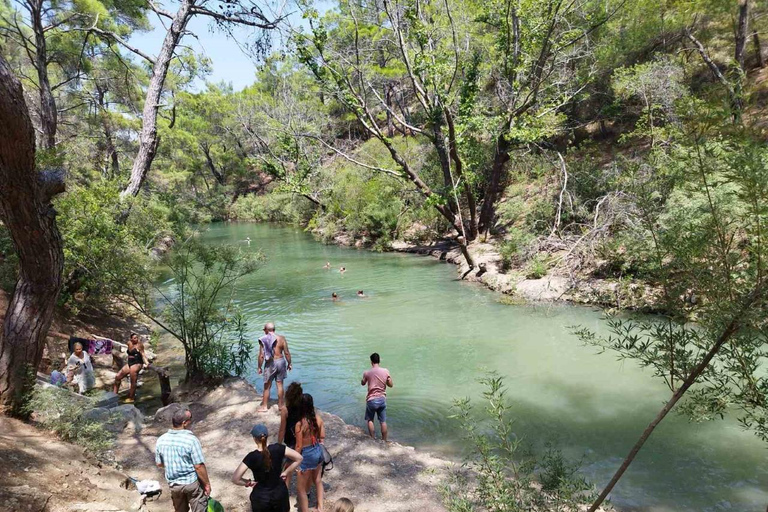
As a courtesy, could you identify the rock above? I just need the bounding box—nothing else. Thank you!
[84,404,143,433]
[154,403,186,425]
[93,391,119,408]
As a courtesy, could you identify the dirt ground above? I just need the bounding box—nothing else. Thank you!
[115,378,455,512]
[0,415,141,512]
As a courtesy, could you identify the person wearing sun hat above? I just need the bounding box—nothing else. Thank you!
[231,423,303,512]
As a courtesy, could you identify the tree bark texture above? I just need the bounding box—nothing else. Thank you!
[752,16,765,68]
[29,0,57,150]
[735,0,749,71]
[120,0,194,198]
[478,132,511,234]
[0,55,65,414]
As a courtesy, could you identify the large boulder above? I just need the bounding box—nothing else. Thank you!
[84,404,143,433]
[153,403,186,425]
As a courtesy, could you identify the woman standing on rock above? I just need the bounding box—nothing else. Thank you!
[279,382,304,490]
[232,424,303,512]
[295,394,326,512]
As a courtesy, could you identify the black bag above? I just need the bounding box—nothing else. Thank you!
[320,443,333,475]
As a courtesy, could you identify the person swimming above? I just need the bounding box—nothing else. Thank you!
[331,292,340,301]
[245,237,251,246]
[323,262,331,269]
[357,290,365,298]
[339,266,346,274]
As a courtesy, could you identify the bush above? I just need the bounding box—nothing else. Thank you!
[498,229,534,271]
[128,239,261,382]
[446,375,594,512]
[525,255,549,279]
[55,180,165,308]
[26,388,115,453]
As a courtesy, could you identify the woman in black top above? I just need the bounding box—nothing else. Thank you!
[232,424,303,512]
[113,333,147,403]
[279,382,304,447]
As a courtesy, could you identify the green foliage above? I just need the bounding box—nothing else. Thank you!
[0,224,18,292]
[129,239,262,382]
[525,256,549,280]
[446,374,593,512]
[26,388,115,453]
[54,180,166,308]
[498,228,534,271]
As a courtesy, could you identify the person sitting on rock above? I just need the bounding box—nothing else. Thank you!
[113,332,148,404]
[67,342,95,394]
[232,423,303,512]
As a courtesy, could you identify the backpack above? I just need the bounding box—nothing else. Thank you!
[320,443,333,476]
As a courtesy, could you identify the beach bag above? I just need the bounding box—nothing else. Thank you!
[207,497,225,512]
[320,443,333,475]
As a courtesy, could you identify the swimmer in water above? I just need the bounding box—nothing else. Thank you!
[357,290,365,298]
[331,292,340,301]
[340,266,346,274]
[245,237,251,246]
[323,261,331,269]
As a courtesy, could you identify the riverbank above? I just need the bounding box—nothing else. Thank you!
[321,229,661,311]
[116,378,458,512]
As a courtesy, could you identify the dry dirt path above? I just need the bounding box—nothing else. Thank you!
[115,379,454,512]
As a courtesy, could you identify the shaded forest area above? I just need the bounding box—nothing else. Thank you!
[0,0,767,510]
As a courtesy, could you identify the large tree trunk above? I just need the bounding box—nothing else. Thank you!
[735,0,749,72]
[29,0,57,150]
[0,55,65,415]
[120,0,194,198]
[478,132,511,235]
[752,14,765,68]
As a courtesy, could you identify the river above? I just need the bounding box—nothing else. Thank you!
[192,223,766,512]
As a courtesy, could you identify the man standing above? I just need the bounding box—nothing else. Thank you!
[155,407,211,512]
[361,352,393,441]
[257,322,292,412]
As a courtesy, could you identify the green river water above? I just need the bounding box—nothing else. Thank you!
[194,223,766,512]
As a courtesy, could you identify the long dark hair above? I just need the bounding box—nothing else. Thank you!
[257,435,271,470]
[300,393,320,439]
[286,382,303,413]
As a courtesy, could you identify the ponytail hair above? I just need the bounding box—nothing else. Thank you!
[259,435,272,470]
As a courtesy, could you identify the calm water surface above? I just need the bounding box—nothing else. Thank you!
[194,223,766,512]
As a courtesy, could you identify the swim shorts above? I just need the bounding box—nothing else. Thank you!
[365,397,387,423]
[263,357,287,385]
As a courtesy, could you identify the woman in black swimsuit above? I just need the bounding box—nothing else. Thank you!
[113,333,147,403]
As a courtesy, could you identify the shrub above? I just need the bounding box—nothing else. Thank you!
[525,255,549,279]
[26,387,115,453]
[127,239,261,382]
[498,229,534,271]
[446,375,594,512]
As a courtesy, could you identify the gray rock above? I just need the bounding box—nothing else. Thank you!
[93,391,119,408]
[154,403,185,425]
[83,404,143,433]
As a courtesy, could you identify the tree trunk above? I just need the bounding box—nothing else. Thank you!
[385,84,395,138]
[0,55,65,415]
[120,0,194,199]
[479,132,511,234]
[201,143,225,185]
[752,15,765,68]
[30,0,57,150]
[735,0,749,72]
[96,84,119,178]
